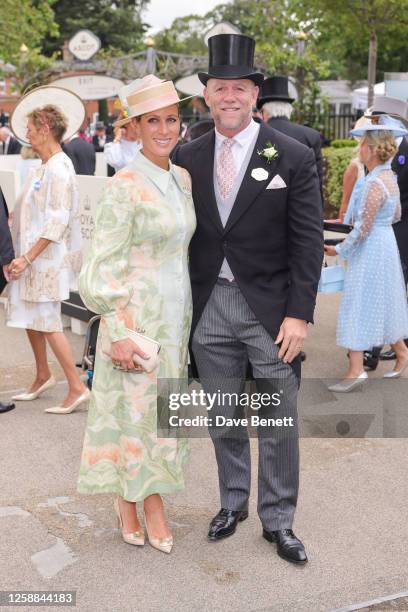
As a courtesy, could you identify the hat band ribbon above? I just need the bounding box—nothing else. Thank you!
[126,81,175,106]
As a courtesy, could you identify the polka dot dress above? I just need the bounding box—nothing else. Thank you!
[335,162,408,350]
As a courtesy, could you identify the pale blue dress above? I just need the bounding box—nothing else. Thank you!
[335,161,408,350]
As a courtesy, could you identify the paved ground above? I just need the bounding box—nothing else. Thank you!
[1,293,408,612]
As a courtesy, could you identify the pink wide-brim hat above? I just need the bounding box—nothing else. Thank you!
[114,74,192,127]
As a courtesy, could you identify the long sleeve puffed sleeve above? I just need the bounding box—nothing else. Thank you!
[40,165,76,243]
[336,178,386,260]
[78,175,136,342]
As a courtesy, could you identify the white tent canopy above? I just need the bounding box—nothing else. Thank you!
[352,82,385,110]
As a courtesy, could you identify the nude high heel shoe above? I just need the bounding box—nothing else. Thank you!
[12,376,56,401]
[144,513,173,554]
[44,389,91,414]
[114,498,145,546]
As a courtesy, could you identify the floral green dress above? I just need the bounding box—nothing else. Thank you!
[77,151,196,501]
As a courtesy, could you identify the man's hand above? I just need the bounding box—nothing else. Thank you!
[275,317,308,363]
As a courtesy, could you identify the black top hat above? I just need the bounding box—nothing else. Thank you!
[257,76,295,109]
[198,34,264,86]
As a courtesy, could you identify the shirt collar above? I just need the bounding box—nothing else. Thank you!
[215,119,260,149]
[134,150,183,194]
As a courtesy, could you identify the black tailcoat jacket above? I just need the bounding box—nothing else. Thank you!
[0,187,14,294]
[173,122,324,369]
[266,117,324,202]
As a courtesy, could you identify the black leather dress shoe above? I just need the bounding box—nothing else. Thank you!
[263,528,308,564]
[208,508,248,541]
[379,349,396,360]
[0,401,15,414]
[363,351,379,371]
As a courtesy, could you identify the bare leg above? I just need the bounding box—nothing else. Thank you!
[144,494,172,539]
[117,498,143,533]
[345,350,364,378]
[390,340,408,371]
[26,329,52,392]
[44,331,86,407]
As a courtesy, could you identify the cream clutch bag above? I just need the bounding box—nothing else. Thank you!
[104,327,161,373]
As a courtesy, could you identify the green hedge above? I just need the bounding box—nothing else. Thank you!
[330,139,356,148]
[322,146,358,215]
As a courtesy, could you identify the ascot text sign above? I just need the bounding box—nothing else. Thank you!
[68,30,101,61]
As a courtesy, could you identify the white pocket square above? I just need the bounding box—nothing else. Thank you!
[266,175,287,189]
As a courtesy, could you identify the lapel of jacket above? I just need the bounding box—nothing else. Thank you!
[224,123,280,234]
[194,130,223,234]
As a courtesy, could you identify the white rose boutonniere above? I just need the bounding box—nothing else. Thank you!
[258,141,278,163]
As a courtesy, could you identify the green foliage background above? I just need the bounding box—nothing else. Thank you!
[323,146,357,215]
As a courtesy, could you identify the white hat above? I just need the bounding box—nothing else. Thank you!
[11,85,86,144]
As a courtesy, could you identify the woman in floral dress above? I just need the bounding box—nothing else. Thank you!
[77,75,196,554]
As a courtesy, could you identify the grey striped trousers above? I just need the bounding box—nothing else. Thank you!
[191,279,299,531]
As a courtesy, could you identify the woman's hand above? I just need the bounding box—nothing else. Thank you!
[113,127,123,143]
[8,257,28,279]
[110,338,148,371]
[324,245,337,257]
[2,264,12,282]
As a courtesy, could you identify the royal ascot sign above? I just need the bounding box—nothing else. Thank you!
[68,30,101,61]
[51,75,124,101]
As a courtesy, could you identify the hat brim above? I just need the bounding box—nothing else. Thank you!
[257,94,295,109]
[198,70,264,87]
[10,85,85,144]
[364,111,408,129]
[351,124,408,138]
[113,95,193,128]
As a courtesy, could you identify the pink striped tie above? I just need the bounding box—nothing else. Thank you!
[217,138,236,200]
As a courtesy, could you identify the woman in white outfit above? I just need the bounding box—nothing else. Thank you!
[5,86,89,414]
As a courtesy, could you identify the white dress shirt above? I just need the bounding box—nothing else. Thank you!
[214,119,260,171]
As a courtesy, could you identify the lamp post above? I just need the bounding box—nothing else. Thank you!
[18,43,29,93]
[145,37,156,74]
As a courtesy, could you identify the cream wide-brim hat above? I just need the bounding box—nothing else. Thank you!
[113,75,192,128]
[11,85,86,144]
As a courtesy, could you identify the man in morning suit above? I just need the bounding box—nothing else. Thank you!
[173,34,323,564]
[0,126,22,155]
[257,76,324,200]
[0,187,16,413]
[63,133,96,175]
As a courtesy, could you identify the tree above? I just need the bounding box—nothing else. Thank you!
[309,0,408,105]
[0,0,59,90]
[154,16,209,55]
[44,0,150,56]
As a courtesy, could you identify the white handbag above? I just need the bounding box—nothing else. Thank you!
[104,328,161,373]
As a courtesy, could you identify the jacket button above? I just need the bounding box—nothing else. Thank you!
[223,241,228,248]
